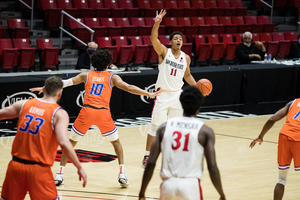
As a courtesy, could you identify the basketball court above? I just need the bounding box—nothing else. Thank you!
[0,112,300,199]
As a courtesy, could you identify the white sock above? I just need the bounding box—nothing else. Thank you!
[120,164,125,173]
[145,151,150,156]
[58,166,65,174]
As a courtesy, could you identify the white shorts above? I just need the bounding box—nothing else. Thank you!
[149,90,183,136]
[160,178,203,200]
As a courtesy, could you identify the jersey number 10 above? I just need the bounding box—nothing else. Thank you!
[172,131,190,151]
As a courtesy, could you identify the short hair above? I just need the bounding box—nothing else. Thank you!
[90,49,112,71]
[87,41,98,49]
[44,76,63,97]
[243,31,252,40]
[180,86,204,116]
[169,31,184,41]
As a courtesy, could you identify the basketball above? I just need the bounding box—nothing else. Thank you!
[196,78,213,96]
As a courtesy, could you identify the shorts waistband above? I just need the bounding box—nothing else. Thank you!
[83,104,107,109]
[12,156,44,165]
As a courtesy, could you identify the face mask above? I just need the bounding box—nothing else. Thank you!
[243,42,251,47]
[88,49,95,55]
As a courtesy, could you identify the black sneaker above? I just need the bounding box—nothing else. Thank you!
[142,155,149,169]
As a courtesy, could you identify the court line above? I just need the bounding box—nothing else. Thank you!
[60,194,115,200]
[57,189,159,200]
[215,132,278,144]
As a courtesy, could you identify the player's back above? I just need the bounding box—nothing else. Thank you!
[160,116,204,180]
[12,98,61,166]
[281,98,300,141]
[84,70,113,109]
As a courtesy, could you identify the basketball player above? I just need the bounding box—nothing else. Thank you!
[143,9,197,168]
[30,49,161,188]
[0,76,87,200]
[139,86,226,200]
[250,99,300,200]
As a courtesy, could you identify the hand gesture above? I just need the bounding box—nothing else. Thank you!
[155,9,167,24]
[255,41,263,47]
[249,137,263,148]
[148,89,162,98]
[78,167,87,187]
[256,54,261,60]
[29,86,44,95]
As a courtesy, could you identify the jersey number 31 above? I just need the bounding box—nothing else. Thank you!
[172,131,190,151]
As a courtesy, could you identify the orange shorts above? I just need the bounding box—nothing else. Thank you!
[278,134,300,171]
[1,160,58,200]
[72,107,116,137]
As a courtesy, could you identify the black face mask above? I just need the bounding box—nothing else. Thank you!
[88,49,95,55]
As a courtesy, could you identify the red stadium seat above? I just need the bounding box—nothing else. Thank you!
[191,17,211,35]
[41,0,62,28]
[205,17,225,34]
[73,0,94,18]
[164,17,185,35]
[144,17,165,35]
[69,18,91,46]
[103,0,125,18]
[218,17,238,34]
[142,35,158,63]
[231,16,251,33]
[0,25,6,38]
[272,32,291,58]
[230,0,247,16]
[84,18,107,38]
[217,0,236,16]
[0,39,18,70]
[177,17,198,42]
[57,0,79,27]
[100,18,122,36]
[96,36,118,63]
[115,17,135,36]
[112,36,133,64]
[177,1,198,17]
[192,35,210,65]
[244,16,264,33]
[130,17,152,35]
[137,0,156,17]
[260,33,279,57]
[128,36,149,64]
[36,39,59,70]
[88,0,110,18]
[12,38,35,69]
[118,0,139,18]
[232,33,243,43]
[191,0,211,16]
[257,16,275,33]
[7,19,30,38]
[164,1,184,17]
[204,0,224,16]
[219,34,238,61]
[284,32,298,42]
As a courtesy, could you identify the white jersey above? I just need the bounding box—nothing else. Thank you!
[160,116,204,180]
[155,49,187,92]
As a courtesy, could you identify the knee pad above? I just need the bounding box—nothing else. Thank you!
[69,129,82,142]
[148,124,159,137]
[277,169,289,186]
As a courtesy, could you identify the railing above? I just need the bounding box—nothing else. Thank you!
[260,0,274,23]
[59,10,95,49]
[18,0,34,31]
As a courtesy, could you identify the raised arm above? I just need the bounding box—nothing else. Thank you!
[29,73,87,94]
[249,101,292,148]
[139,123,165,200]
[183,54,196,86]
[54,109,87,187]
[111,75,161,97]
[0,100,24,120]
[201,125,226,200]
[151,9,168,60]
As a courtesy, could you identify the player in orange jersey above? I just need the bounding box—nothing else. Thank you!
[0,76,87,200]
[250,99,300,200]
[30,49,161,188]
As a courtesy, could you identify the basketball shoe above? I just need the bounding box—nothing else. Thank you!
[55,173,64,186]
[118,173,129,188]
[142,155,149,168]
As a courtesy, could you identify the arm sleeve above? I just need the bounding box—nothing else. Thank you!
[235,45,250,63]
[75,52,90,70]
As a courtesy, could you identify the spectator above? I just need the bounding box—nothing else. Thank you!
[289,34,300,59]
[75,41,117,70]
[235,32,266,64]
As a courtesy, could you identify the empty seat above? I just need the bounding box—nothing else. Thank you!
[217,0,236,16]
[177,0,198,17]
[103,0,125,18]
[84,18,107,38]
[96,36,118,63]
[284,32,298,42]
[112,36,133,64]
[115,17,135,36]
[12,38,35,69]
[137,0,156,17]
[272,32,291,58]
[257,16,275,33]
[177,17,198,42]
[130,17,152,35]
[164,1,184,17]
[118,0,139,18]
[232,33,243,43]
[207,34,224,63]
[230,0,247,16]
[191,0,210,16]
[192,34,210,65]
[205,16,225,34]
[128,36,149,64]
[252,33,260,42]
[142,35,158,63]
[244,16,264,33]
[260,32,279,57]
[88,0,110,18]
[0,25,6,38]
[57,0,79,27]
[7,19,30,38]
[220,34,238,62]
[100,18,122,36]
[69,18,91,46]
[41,0,62,28]
[73,0,94,18]
[144,17,165,35]
[218,16,238,34]
[36,39,59,70]
[191,17,211,35]
[164,17,185,35]
[0,39,18,70]
[204,0,224,16]
[231,16,251,33]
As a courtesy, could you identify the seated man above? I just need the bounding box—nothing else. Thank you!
[75,41,117,70]
[289,34,300,59]
[235,31,266,64]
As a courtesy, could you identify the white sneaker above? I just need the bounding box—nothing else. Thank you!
[55,173,64,186]
[118,173,129,188]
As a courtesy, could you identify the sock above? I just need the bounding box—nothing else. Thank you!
[120,164,125,173]
[58,166,65,174]
[145,151,150,156]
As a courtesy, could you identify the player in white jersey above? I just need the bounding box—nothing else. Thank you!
[139,86,226,200]
[143,9,197,168]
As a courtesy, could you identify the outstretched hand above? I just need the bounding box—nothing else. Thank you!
[29,86,44,95]
[249,137,263,148]
[155,9,167,24]
[148,89,162,98]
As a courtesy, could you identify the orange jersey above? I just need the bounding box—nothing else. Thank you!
[280,99,300,141]
[84,70,113,109]
[12,98,62,166]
